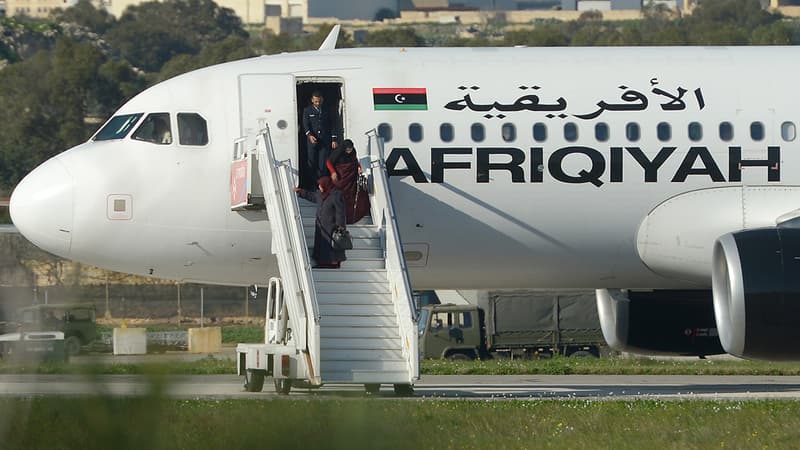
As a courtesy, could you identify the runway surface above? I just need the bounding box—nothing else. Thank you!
[2,374,800,400]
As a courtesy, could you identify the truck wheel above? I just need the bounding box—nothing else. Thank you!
[364,384,380,395]
[393,384,414,397]
[244,369,265,392]
[274,378,292,395]
[447,352,473,361]
[64,336,82,356]
[569,350,597,358]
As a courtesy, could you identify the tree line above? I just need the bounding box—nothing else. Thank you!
[0,0,797,195]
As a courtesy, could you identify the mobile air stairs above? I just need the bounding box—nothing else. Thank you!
[235,127,419,396]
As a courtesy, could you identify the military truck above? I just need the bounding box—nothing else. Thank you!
[418,290,605,360]
[15,303,97,356]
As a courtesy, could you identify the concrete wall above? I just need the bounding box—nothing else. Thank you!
[309,0,397,20]
[611,0,641,9]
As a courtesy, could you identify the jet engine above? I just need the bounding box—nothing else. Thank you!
[712,227,800,360]
[596,289,724,357]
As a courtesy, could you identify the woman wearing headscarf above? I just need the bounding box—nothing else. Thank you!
[326,139,370,224]
[294,176,347,268]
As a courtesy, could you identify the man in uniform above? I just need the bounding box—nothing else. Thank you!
[302,91,338,185]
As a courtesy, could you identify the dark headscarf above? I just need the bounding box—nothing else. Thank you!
[318,176,335,200]
[329,139,356,166]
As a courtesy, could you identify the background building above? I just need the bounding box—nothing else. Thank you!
[6,0,77,18]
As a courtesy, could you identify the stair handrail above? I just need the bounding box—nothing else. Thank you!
[365,129,419,381]
[255,127,321,384]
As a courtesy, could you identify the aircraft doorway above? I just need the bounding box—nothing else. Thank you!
[296,80,344,189]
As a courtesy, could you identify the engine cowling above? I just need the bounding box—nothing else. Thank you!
[712,227,800,360]
[596,289,724,357]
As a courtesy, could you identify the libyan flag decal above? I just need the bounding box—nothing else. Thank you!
[373,88,428,110]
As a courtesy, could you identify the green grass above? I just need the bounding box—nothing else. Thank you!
[421,356,800,376]
[3,355,800,376]
[1,397,799,449]
[0,356,235,375]
[220,326,262,343]
[96,325,263,343]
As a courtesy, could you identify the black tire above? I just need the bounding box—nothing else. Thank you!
[393,384,414,397]
[274,378,292,395]
[447,352,473,361]
[64,336,82,356]
[569,350,597,358]
[364,383,380,395]
[244,369,265,392]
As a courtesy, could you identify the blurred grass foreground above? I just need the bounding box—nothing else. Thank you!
[2,397,800,450]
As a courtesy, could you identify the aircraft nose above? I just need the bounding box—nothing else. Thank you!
[9,158,74,257]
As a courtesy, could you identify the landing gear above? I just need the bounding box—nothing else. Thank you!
[274,378,293,395]
[364,383,380,395]
[393,384,414,397]
[244,369,266,392]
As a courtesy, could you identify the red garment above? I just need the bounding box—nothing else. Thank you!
[328,151,370,224]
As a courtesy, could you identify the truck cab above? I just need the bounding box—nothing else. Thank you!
[16,303,97,356]
[419,304,486,360]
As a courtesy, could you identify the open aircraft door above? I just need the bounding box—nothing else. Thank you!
[238,74,298,163]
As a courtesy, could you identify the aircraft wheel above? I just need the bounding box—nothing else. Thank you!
[364,383,380,395]
[244,369,265,392]
[274,378,292,395]
[393,384,414,397]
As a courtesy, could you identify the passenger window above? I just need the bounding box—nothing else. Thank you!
[688,122,702,142]
[471,123,485,142]
[750,121,764,141]
[564,123,578,142]
[177,113,208,146]
[782,121,796,141]
[409,123,423,142]
[378,123,392,142]
[94,113,143,141]
[719,122,734,142]
[501,123,516,142]
[440,123,454,142]
[132,113,172,145]
[595,123,609,142]
[533,123,547,142]
[626,122,640,142]
[657,122,671,142]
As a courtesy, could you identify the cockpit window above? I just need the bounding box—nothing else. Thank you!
[178,113,209,146]
[132,113,173,145]
[93,113,143,141]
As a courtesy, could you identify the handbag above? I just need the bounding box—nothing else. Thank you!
[331,228,353,250]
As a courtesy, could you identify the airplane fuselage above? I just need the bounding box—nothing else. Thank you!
[10,46,800,289]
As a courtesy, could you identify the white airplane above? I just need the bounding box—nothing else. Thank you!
[10,32,800,361]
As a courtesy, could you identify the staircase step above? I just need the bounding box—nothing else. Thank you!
[320,337,401,350]
[321,348,404,360]
[304,235,381,250]
[321,315,399,327]
[308,248,382,259]
[320,326,399,339]
[319,304,395,317]
[303,224,380,239]
[320,359,408,372]
[316,292,392,305]
[320,370,411,384]
[315,281,390,294]
[312,269,386,283]
[336,259,385,270]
